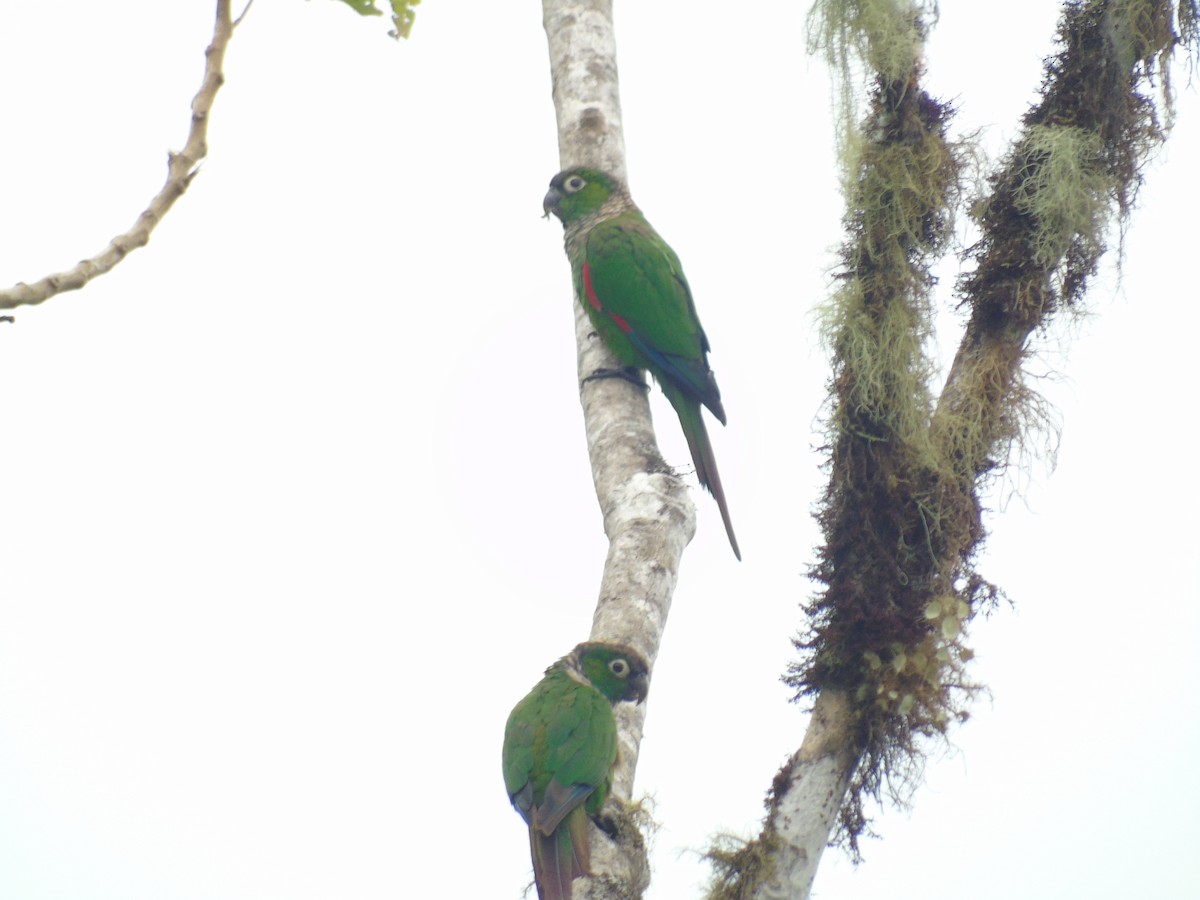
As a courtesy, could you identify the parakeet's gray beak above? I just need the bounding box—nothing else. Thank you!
[629,671,649,705]
[543,187,563,221]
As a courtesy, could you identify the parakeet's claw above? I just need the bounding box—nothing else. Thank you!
[593,809,621,841]
[592,796,641,842]
[583,366,648,391]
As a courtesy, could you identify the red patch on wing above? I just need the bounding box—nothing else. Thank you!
[582,261,603,312]
[582,261,632,333]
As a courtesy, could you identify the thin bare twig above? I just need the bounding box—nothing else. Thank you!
[233,0,255,28]
[0,0,242,311]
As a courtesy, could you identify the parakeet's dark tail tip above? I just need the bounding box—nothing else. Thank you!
[720,501,742,561]
[529,807,590,900]
[673,396,740,560]
[708,471,741,560]
[722,507,742,561]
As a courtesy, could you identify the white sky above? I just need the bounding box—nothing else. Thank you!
[1,2,1197,898]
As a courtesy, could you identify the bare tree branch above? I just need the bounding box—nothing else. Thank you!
[0,0,243,311]
[234,0,256,29]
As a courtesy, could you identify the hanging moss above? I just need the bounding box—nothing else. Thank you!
[781,0,1198,861]
[1012,125,1110,273]
[702,832,779,900]
[807,0,926,92]
[789,60,979,857]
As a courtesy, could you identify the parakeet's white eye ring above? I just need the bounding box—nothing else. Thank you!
[565,175,586,193]
[609,659,629,677]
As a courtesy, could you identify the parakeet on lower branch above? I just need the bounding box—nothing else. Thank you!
[502,642,650,900]
[543,167,741,560]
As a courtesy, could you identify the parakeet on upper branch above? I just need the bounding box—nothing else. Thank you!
[543,167,740,559]
[502,641,650,900]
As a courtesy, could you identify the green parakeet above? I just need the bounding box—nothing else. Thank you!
[502,641,650,900]
[543,167,740,560]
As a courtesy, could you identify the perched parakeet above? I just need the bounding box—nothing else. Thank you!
[543,167,740,560]
[502,641,650,900]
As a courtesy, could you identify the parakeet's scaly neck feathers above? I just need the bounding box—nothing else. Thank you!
[554,647,590,683]
[564,191,636,247]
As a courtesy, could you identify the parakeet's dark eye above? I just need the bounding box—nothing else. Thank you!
[609,658,629,677]
[564,175,587,193]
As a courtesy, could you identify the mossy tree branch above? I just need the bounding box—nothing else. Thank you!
[708,2,1197,898]
[785,0,970,867]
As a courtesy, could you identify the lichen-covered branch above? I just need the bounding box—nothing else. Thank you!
[707,2,1196,898]
[541,1,697,897]
[708,6,962,896]
[0,0,244,311]
[936,0,1187,459]
[781,0,969,870]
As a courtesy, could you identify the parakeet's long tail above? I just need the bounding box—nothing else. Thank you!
[668,389,741,560]
[530,807,590,900]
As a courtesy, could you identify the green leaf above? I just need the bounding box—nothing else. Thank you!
[327,0,421,39]
[389,0,420,39]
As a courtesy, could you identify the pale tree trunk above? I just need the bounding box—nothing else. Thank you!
[753,689,859,899]
[542,1,699,896]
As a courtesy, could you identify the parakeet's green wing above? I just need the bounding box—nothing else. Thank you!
[502,693,539,816]
[541,688,617,829]
[502,671,619,830]
[579,213,740,558]
[503,670,622,900]
[580,213,725,423]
